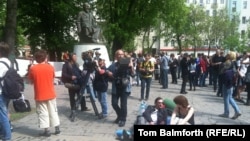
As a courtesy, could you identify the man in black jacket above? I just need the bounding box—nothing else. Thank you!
[142,97,169,125]
[61,53,90,122]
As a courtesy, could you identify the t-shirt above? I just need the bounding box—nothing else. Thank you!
[29,63,56,101]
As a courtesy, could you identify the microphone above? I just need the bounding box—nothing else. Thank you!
[93,48,100,51]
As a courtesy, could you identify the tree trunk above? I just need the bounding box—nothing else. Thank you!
[3,0,17,57]
[112,36,124,60]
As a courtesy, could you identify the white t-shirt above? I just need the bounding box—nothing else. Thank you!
[0,57,11,94]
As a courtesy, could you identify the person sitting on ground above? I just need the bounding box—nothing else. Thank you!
[142,97,169,125]
[170,95,195,125]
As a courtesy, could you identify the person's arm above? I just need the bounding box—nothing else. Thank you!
[170,107,178,125]
[142,106,153,123]
[77,12,82,33]
[179,107,194,125]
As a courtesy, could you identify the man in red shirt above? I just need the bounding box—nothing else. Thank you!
[29,49,60,137]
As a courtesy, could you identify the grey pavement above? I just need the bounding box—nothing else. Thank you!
[11,77,250,141]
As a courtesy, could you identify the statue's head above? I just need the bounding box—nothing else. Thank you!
[83,3,90,12]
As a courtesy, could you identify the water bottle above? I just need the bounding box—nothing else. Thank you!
[138,101,147,116]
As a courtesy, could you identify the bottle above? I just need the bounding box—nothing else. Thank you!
[138,101,147,116]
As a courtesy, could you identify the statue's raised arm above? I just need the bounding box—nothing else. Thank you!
[77,3,100,43]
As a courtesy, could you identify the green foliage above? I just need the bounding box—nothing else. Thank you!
[95,0,173,54]
[17,0,82,60]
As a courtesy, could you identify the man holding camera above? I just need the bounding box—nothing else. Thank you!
[139,53,155,101]
[107,49,135,127]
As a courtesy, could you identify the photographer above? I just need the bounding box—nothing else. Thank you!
[139,53,154,101]
[80,51,98,114]
[107,49,135,127]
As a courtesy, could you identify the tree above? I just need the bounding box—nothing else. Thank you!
[18,0,81,61]
[95,0,181,56]
[2,0,17,64]
[160,0,189,54]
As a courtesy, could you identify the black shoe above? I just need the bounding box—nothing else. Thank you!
[119,121,126,127]
[245,102,250,106]
[231,113,241,120]
[180,92,187,94]
[55,126,60,135]
[81,107,91,111]
[114,118,120,124]
[39,131,51,137]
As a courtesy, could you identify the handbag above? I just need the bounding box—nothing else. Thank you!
[12,94,31,112]
[244,72,250,83]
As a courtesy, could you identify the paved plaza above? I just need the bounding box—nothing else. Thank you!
[10,77,250,141]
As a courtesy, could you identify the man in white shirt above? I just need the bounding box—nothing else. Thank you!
[0,42,12,141]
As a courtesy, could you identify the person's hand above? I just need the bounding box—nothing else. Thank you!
[72,75,77,80]
[106,70,113,78]
[149,122,155,125]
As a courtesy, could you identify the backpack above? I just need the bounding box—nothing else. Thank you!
[0,61,24,99]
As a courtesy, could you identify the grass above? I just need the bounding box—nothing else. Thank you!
[9,106,36,121]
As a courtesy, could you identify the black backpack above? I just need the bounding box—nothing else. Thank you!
[0,61,24,99]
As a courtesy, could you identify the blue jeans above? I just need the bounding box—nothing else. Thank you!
[136,71,141,86]
[96,91,108,116]
[199,73,206,87]
[81,83,96,102]
[222,85,241,116]
[0,95,11,140]
[160,69,168,88]
[140,77,152,99]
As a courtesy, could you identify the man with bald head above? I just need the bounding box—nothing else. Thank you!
[211,49,225,96]
[107,49,135,127]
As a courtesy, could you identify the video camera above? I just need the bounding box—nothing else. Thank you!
[118,57,131,69]
[81,51,97,71]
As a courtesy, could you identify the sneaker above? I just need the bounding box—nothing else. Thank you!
[39,131,51,137]
[55,126,61,135]
[231,113,241,120]
[98,114,107,119]
[218,114,229,118]
[81,107,91,111]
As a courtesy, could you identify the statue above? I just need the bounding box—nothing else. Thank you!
[77,3,100,43]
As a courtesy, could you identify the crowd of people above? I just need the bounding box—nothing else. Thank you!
[2,38,250,140]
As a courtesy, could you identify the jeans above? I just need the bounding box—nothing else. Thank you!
[136,71,141,86]
[180,74,188,93]
[140,77,152,99]
[222,85,241,116]
[111,88,128,121]
[96,91,108,116]
[213,71,220,91]
[81,83,96,102]
[0,95,11,140]
[199,73,206,87]
[160,69,168,88]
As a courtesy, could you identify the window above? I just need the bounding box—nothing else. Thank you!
[200,0,204,6]
[164,39,168,46]
[241,30,245,38]
[171,40,175,47]
[213,0,217,4]
[243,1,247,9]
[242,17,246,24]
[206,0,210,4]
[220,0,224,4]
[232,1,237,12]
[213,10,217,16]
[206,10,210,15]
